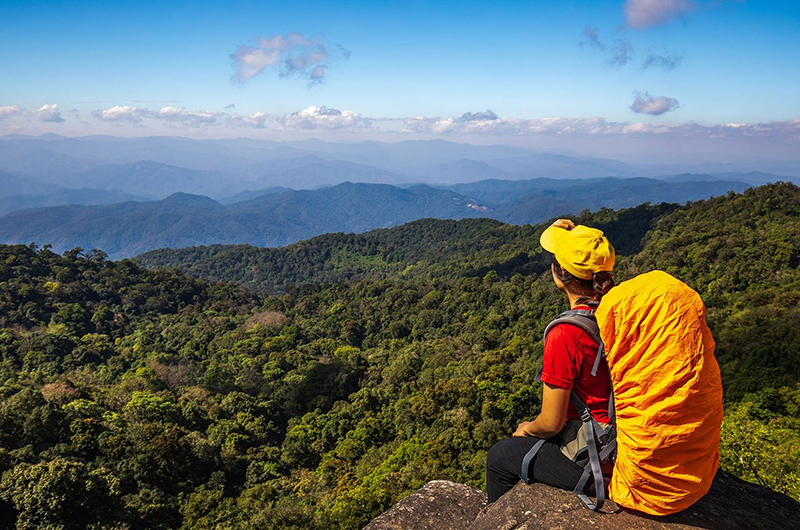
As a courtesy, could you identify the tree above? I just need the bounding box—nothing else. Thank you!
[0,458,124,529]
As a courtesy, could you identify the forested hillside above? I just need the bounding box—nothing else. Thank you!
[0,184,798,529]
[136,202,679,294]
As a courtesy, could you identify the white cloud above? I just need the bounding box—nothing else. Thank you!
[609,39,635,66]
[580,26,636,67]
[459,110,499,121]
[406,115,601,135]
[32,103,65,123]
[0,105,22,121]
[405,112,678,136]
[581,27,684,71]
[231,45,281,82]
[91,104,276,129]
[230,32,348,85]
[309,65,327,82]
[277,105,371,129]
[630,91,681,115]
[406,110,501,133]
[157,106,222,127]
[580,25,604,50]
[91,105,222,127]
[624,0,696,30]
[403,114,800,142]
[228,111,271,129]
[643,52,684,70]
[92,105,151,124]
[79,103,800,144]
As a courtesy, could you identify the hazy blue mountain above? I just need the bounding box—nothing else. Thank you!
[0,183,487,258]
[429,159,514,184]
[448,177,751,208]
[0,192,224,257]
[280,138,533,173]
[219,186,292,205]
[659,171,796,186]
[0,172,60,199]
[668,162,756,175]
[235,182,485,231]
[0,135,595,182]
[3,135,796,195]
[659,173,750,183]
[244,158,406,188]
[0,177,752,259]
[0,134,307,174]
[0,188,148,217]
[241,154,328,176]
[488,152,639,179]
[57,161,247,199]
[0,139,97,178]
[490,178,751,224]
[446,178,584,204]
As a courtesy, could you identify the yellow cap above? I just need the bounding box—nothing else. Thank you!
[539,222,615,280]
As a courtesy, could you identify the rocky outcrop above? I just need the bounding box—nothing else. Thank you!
[365,471,800,530]
[364,480,487,530]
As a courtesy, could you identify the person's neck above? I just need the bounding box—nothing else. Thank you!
[568,293,594,309]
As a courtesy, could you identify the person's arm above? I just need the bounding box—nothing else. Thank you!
[513,383,570,438]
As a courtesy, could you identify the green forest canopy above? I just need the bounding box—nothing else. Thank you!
[0,183,798,529]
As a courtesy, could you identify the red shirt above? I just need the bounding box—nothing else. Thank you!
[540,307,612,424]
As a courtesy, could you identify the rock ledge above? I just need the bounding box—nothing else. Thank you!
[365,471,800,530]
[364,480,487,530]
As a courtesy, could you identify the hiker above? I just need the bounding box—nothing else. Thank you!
[485,218,615,503]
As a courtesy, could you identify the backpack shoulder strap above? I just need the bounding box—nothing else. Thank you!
[541,309,604,379]
[543,309,602,346]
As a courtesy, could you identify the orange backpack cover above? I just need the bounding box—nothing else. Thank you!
[595,270,723,515]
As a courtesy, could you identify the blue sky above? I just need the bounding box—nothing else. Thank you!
[1,0,799,159]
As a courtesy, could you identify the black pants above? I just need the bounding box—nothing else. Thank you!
[486,434,588,503]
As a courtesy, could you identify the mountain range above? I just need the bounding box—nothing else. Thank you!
[2,135,798,196]
[0,177,751,258]
[0,188,145,217]
[0,134,796,259]
[0,171,59,199]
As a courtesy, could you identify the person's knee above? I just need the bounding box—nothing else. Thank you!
[486,438,509,471]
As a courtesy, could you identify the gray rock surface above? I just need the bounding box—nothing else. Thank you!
[364,480,487,530]
[366,471,800,530]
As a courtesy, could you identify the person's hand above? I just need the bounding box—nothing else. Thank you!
[551,219,575,231]
[513,421,532,437]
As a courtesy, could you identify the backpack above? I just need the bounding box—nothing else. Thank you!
[522,270,724,515]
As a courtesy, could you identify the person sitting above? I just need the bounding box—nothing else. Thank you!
[485,219,615,503]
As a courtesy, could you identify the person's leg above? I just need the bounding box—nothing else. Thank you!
[486,435,590,503]
[486,437,539,503]
[528,437,587,492]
